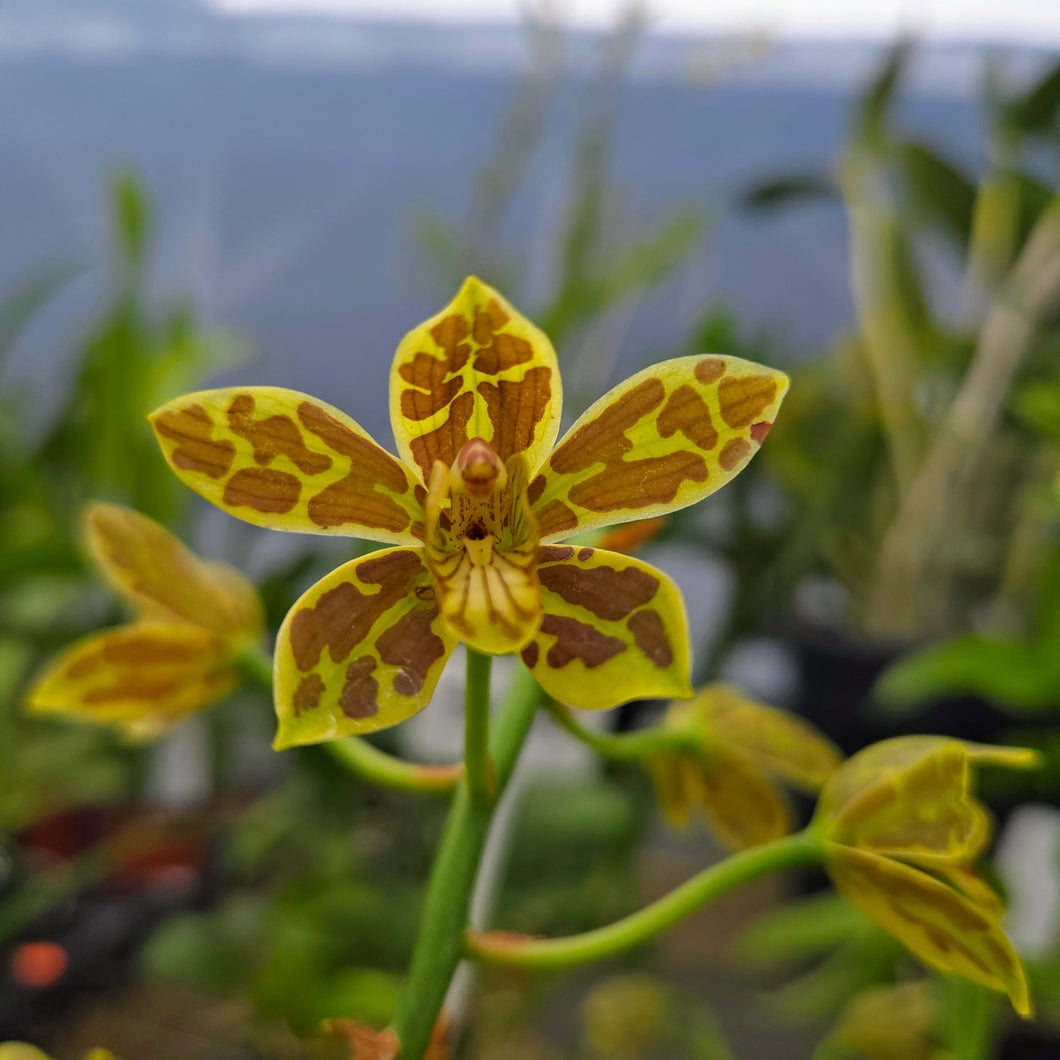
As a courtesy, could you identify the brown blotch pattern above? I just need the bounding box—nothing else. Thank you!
[520,642,540,669]
[718,438,751,472]
[627,610,673,668]
[340,656,379,719]
[694,357,726,384]
[718,375,778,429]
[227,394,332,475]
[477,366,551,460]
[408,391,475,481]
[288,550,423,672]
[293,674,325,715]
[540,615,626,669]
[298,402,413,532]
[577,547,594,561]
[376,608,446,696]
[550,378,666,475]
[657,386,718,451]
[568,452,708,513]
[535,499,580,537]
[538,562,658,622]
[224,467,301,514]
[539,545,575,562]
[154,405,235,480]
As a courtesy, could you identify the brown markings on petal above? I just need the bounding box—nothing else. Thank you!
[527,475,546,504]
[719,437,751,471]
[550,378,666,475]
[718,375,777,429]
[427,314,472,372]
[298,402,413,531]
[477,365,551,459]
[471,299,509,345]
[340,655,379,719]
[299,403,409,494]
[750,420,772,444]
[694,357,725,384]
[227,394,332,475]
[538,563,658,622]
[288,550,424,672]
[401,377,463,421]
[539,545,575,562]
[375,608,446,697]
[293,674,324,715]
[567,452,708,513]
[577,547,594,561]
[520,641,540,669]
[534,499,579,537]
[627,610,672,667]
[475,333,533,376]
[154,405,235,480]
[657,386,718,451]
[105,638,205,665]
[409,390,475,481]
[224,468,301,513]
[83,676,189,704]
[541,615,625,669]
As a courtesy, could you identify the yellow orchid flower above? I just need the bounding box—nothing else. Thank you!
[818,981,943,1060]
[814,735,1039,1017]
[647,684,842,849]
[149,277,788,748]
[27,502,263,739]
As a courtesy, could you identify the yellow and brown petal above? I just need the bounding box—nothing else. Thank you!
[649,746,791,849]
[27,623,238,736]
[389,276,562,483]
[274,547,460,747]
[84,501,262,637]
[827,845,1031,1017]
[818,737,1000,869]
[150,387,424,544]
[528,355,788,541]
[518,545,692,710]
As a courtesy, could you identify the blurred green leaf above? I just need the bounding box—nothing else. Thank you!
[0,263,81,373]
[855,40,909,145]
[739,174,837,213]
[1003,57,1060,137]
[896,141,976,250]
[112,170,149,275]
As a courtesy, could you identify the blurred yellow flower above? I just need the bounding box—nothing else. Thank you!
[814,735,1038,1016]
[0,1048,119,1060]
[818,981,943,1060]
[27,502,263,739]
[647,684,842,849]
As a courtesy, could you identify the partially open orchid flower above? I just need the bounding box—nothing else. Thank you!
[27,502,263,739]
[814,736,1039,1017]
[647,684,842,849]
[149,278,788,748]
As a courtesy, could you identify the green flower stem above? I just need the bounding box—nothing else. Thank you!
[466,830,824,971]
[324,737,462,795]
[234,642,460,796]
[389,664,542,1060]
[464,648,495,809]
[541,698,696,760]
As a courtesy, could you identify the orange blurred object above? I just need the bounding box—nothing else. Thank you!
[10,942,68,988]
[598,517,667,555]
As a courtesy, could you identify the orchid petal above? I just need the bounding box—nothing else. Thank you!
[389,277,561,482]
[274,547,458,747]
[529,355,788,541]
[518,546,691,709]
[150,387,423,544]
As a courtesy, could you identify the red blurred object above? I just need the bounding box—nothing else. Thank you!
[10,941,68,988]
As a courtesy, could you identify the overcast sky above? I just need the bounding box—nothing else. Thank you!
[209,0,1060,45]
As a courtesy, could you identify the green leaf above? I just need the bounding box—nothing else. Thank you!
[896,141,976,250]
[739,174,837,213]
[855,40,910,145]
[0,263,81,374]
[877,635,1060,714]
[111,171,150,273]
[1003,57,1060,137]
[734,892,868,969]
